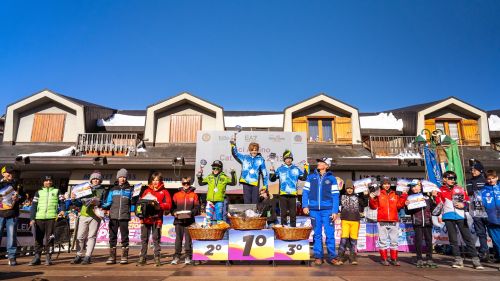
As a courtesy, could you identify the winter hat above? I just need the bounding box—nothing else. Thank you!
[90,171,103,181]
[116,168,128,179]
[408,179,420,186]
[42,175,53,181]
[471,162,484,173]
[283,150,293,161]
[381,176,391,184]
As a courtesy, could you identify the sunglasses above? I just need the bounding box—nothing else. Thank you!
[446,177,457,181]
[212,167,221,170]
[182,182,190,185]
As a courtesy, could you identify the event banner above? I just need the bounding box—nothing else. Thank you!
[195,131,307,193]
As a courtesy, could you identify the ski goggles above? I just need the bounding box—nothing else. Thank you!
[445,176,457,181]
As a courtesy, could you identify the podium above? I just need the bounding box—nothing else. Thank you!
[192,229,311,265]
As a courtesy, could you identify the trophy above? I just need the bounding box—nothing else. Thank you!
[231,125,242,143]
[198,159,207,177]
[268,152,277,172]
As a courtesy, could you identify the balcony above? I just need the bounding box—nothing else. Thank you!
[76,133,139,156]
[368,136,421,159]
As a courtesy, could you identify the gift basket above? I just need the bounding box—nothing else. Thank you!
[188,221,230,240]
[272,225,312,241]
[228,209,267,230]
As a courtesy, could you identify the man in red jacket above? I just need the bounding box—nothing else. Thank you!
[369,177,408,266]
[136,172,172,267]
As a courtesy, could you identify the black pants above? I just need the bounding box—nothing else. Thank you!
[243,183,259,204]
[279,195,297,227]
[473,217,490,257]
[108,219,129,248]
[34,219,55,255]
[414,225,433,260]
[444,219,478,257]
[140,224,161,257]
[174,224,192,258]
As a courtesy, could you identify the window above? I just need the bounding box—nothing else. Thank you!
[307,118,334,142]
[435,120,461,141]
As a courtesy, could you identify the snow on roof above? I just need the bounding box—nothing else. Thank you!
[360,112,403,130]
[18,146,76,157]
[97,113,145,127]
[489,115,500,131]
[224,114,284,128]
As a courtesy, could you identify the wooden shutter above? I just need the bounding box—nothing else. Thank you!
[335,117,352,145]
[461,119,480,146]
[169,115,202,143]
[424,119,436,140]
[292,116,307,132]
[31,113,66,142]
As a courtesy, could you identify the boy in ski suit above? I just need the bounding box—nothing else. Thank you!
[481,170,500,271]
[434,171,483,269]
[197,160,236,225]
[302,157,340,265]
[230,140,269,204]
[102,168,136,265]
[269,149,308,227]
[369,176,408,266]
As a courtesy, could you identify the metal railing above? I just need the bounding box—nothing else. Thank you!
[76,133,138,156]
[369,136,421,158]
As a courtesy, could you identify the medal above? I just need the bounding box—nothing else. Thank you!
[249,169,255,174]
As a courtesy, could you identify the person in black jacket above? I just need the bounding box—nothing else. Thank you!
[257,188,277,226]
[101,168,136,265]
[405,180,438,268]
[0,166,25,266]
[337,180,368,265]
[466,161,491,262]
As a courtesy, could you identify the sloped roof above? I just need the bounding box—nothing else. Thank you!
[224,111,282,116]
[284,93,358,111]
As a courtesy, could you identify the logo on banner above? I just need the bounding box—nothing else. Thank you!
[202,133,211,142]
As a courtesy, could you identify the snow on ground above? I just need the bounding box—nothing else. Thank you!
[18,146,76,157]
[225,114,284,128]
[97,114,145,127]
[376,151,422,159]
[489,115,500,131]
[360,113,404,130]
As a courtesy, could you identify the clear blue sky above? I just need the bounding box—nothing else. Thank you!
[1,0,499,114]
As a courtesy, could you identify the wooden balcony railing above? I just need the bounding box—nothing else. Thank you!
[369,136,421,159]
[76,133,138,156]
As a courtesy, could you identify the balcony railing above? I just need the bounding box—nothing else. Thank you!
[76,133,138,156]
[369,136,421,159]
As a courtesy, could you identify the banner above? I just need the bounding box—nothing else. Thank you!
[195,131,307,194]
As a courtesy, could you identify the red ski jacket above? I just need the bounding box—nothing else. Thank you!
[140,183,172,226]
[369,189,407,222]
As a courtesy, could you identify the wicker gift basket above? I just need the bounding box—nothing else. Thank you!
[272,225,313,241]
[188,222,230,240]
[228,216,268,230]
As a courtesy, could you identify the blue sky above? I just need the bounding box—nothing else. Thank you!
[1,1,499,114]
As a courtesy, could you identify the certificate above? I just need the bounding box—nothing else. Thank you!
[407,193,427,210]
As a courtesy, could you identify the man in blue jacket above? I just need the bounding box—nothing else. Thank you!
[302,157,340,266]
[481,170,500,268]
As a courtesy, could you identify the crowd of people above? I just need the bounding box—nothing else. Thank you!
[0,140,499,271]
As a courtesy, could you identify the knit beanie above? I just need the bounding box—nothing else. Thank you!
[471,162,484,173]
[90,171,103,181]
[116,168,128,179]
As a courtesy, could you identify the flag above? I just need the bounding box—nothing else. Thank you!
[445,139,465,187]
[424,145,442,186]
